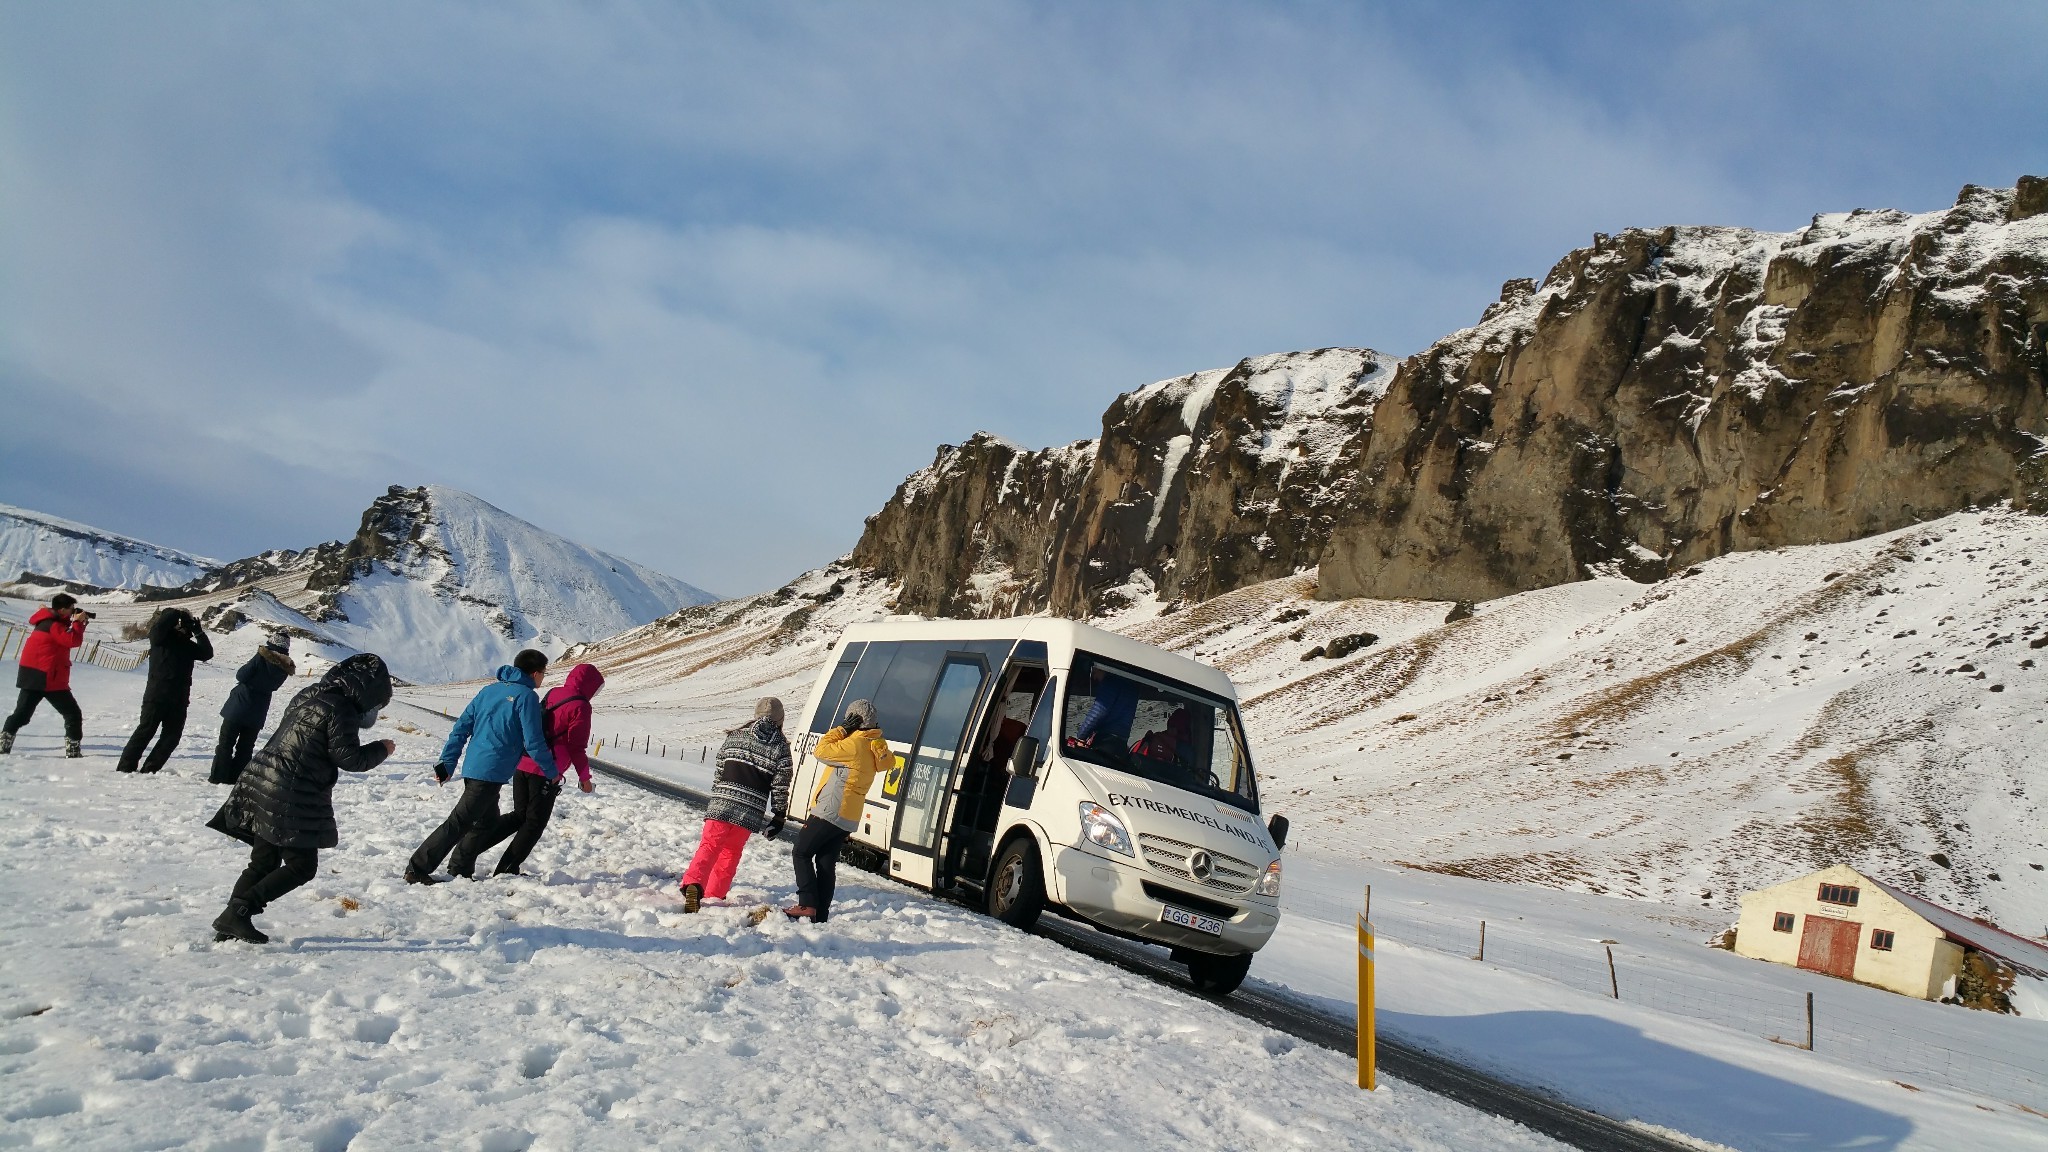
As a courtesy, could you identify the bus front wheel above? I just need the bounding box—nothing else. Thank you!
[1186,951,1252,996]
[987,839,1046,929]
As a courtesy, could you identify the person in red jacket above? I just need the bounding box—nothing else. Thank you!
[2,593,90,758]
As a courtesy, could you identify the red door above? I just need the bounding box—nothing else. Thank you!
[1797,916,1861,980]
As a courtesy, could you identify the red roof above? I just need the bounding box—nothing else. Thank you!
[1865,875,2048,979]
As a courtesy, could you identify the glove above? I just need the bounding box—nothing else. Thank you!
[578,777,594,794]
[541,776,562,799]
[433,761,453,784]
[763,814,787,841]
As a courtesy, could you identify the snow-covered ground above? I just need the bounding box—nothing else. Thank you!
[0,501,216,590]
[0,662,1564,1151]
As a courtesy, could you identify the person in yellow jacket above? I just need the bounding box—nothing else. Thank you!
[784,698,889,923]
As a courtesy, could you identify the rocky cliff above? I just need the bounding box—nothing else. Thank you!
[851,349,1389,616]
[854,179,2048,615]
[1319,178,2048,602]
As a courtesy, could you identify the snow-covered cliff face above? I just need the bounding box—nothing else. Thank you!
[0,503,217,590]
[122,485,715,683]
[853,348,1389,617]
[854,178,2048,619]
[1321,178,2048,602]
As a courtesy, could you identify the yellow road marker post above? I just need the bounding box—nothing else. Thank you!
[1359,885,1376,1090]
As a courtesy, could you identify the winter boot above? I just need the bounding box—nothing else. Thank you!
[64,739,81,759]
[403,868,441,886]
[782,904,818,922]
[681,883,702,913]
[0,731,13,755]
[211,900,269,945]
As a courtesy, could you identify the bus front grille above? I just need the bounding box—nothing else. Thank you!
[1136,833,1257,895]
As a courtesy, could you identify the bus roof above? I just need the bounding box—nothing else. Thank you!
[834,616,1237,702]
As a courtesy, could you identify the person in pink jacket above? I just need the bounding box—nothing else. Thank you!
[484,662,602,877]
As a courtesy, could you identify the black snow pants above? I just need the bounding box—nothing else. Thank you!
[491,772,562,876]
[5,688,83,741]
[119,699,188,774]
[231,841,318,913]
[792,817,851,921]
[209,721,260,785]
[409,779,521,879]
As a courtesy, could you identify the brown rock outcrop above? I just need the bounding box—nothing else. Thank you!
[1319,180,2048,601]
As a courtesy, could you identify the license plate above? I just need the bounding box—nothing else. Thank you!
[1160,905,1224,936]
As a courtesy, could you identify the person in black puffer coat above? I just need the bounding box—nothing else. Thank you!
[205,653,395,944]
[209,633,295,785]
[118,607,214,774]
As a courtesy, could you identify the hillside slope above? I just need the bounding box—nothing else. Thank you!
[531,507,2047,938]
[0,502,217,590]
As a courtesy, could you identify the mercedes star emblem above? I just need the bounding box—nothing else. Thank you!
[1188,850,1213,881]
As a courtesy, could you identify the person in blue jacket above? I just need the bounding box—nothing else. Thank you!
[404,649,560,883]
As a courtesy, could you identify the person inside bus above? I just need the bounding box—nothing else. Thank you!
[1068,663,1138,751]
[786,698,888,924]
[1131,705,1195,779]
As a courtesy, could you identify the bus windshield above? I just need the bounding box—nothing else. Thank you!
[1060,651,1258,811]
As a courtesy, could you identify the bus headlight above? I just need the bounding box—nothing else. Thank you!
[1079,802,1134,857]
[1256,858,1282,897]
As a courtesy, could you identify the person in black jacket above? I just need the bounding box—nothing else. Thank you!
[209,633,295,785]
[118,607,214,774]
[205,653,395,944]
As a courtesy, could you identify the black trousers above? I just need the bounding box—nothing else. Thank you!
[210,721,260,785]
[492,772,562,876]
[119,699,188,773]
[4,688,82,741]
[409,779,521,878]
[792,817,851,920]
[231,841,318,914]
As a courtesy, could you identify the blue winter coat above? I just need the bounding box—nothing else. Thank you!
[440,666,560,783]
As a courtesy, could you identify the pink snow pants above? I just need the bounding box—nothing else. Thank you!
[680,819,752,899]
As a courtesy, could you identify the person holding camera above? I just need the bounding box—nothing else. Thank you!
[677,696,791,913]
[1,593,91,758]
[118,606,214,774]
[784,698,888,924]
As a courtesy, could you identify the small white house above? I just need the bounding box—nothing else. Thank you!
[1735,865,2048,1001]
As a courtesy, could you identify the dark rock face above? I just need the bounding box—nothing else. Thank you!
[852,349,1388,616]
[1319,181,2048,603]
[851,180,2047,617]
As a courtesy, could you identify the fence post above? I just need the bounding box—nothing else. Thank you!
[1806,992,1814,1051]
[1606,946,1619,999]
[661,744,667,758]
[595,740,604,757]
[1358,893,1376,1091]
[1476,920,1486,962]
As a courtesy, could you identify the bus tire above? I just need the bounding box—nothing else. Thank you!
[1186,951,1252,997]
[987,838,1046,929]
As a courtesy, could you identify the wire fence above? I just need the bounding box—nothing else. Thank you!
[1285,888,2048,1110]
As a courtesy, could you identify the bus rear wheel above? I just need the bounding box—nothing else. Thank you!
[987,839,1045,929]
[1186,951,1252,996]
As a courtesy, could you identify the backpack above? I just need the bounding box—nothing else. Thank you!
[541,693,585,746]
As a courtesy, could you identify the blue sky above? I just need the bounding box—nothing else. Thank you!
[2,2,2043,596]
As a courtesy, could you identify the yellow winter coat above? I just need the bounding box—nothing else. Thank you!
[809,726,891,830]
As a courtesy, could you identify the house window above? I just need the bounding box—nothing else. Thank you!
[1817,883,1860,907]
[1773,912,1795,933]
[1871,929,1895,952]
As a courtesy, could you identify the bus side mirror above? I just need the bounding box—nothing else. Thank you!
[1009,736,1041,780]
[1267,814,1289,851]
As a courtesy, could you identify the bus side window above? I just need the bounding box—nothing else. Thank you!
[869,642,949,740]
[808,643,866,734]
[1020,677,1056,772]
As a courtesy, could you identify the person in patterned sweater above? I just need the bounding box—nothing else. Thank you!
[677,697,791,913]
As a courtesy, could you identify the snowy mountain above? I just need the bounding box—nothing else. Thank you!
[79,485,715,683]
[0,501,217,590]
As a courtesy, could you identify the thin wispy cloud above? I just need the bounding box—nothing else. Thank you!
[3,1,2042,593]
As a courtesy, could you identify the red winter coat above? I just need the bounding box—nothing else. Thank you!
[16,607,86,693]
[516,663,603,786]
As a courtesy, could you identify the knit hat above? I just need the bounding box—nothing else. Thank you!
[265,632,291,653]
[754,697,785,727]
[843,698,877,731]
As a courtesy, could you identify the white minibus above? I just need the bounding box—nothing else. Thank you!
[788,617,1288,994]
